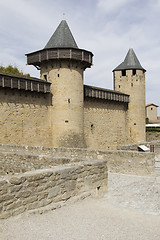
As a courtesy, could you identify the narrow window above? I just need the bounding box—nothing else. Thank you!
[131,83,133,87]
[132,69,136,75]
[119,85,120,88]
[68,99,71,103]
[57,73,60,77]
[151,107,153,110]
[122,70,126,76]
[65,120,69,123]
[44,74,47,81]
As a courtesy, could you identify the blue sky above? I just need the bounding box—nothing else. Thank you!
[0,0,160,112]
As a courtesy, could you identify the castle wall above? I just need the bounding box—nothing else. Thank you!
[84,98,128,150]
[0,88,52,147]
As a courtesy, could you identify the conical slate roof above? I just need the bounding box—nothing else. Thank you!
[44,20,78,49]
[113,48,146,71]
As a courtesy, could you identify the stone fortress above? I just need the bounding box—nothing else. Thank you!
[0,20,157,219]
[0,20,146,150]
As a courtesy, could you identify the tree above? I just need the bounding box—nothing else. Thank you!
[0,64,30,77]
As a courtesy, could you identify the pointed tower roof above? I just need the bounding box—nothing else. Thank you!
[26,20,93,69]
[113,48,146,71]
[44,20,78,49]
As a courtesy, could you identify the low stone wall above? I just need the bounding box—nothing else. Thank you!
[0,144,155,219]
[119,141,160,154]
[118,143,151,151]
[146,132,160,142]
[0,144,155,176]
[0,160,107,219]
[106,151,154,175]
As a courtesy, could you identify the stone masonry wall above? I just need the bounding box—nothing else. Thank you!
[146,132,160,142]
[119,141,160,154]
[41,61,85,148]
[84,99,128,150]
[0,144,155,176]
[114,69,146,143]
[0,88,52,147]
[0,160,107,219]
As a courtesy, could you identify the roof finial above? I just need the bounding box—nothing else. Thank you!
[63,13,65,20]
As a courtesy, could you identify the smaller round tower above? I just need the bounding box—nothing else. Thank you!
[26,20,93,148]
[113,48,146,143]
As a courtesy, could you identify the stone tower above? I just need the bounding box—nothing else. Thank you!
[113,48,146,143]
[26,20,93,147]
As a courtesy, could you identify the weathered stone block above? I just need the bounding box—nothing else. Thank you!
[61,191,72,201]
[0,211,12,219]
[26,173,46,182]
[16,190,31,198]
[0,194,13,203]
[0,187,7,195]
[12,206,26,216]
[9,185,22,193]
[5,200,22,211]
[37,199,52,208]
[26,182,39,188]
[64,180,76,192]
[3,199,15,207]
[27,202,40,210]
[44,181,56,189]
[0,180,7,186]
[9,177,26,185]
[23,196,38,205]
[48,186,60,199]
[38,192,48,201]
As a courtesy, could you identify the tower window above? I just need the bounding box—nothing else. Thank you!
[131,83,133,87]
[57,73,60,77]
[44,74,47,81]
[122,70,126,76]
[132,69,136,75]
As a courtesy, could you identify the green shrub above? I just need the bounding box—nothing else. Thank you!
[0,64,30,77]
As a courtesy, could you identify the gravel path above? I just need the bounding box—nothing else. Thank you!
[104,172,160,215]
[0,172,160,240]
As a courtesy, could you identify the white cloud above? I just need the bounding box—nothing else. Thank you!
[97,0,135,13]
[0,0,160,112]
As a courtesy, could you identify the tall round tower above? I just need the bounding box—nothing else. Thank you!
[26,20,93,148]
[113,48,146,143]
